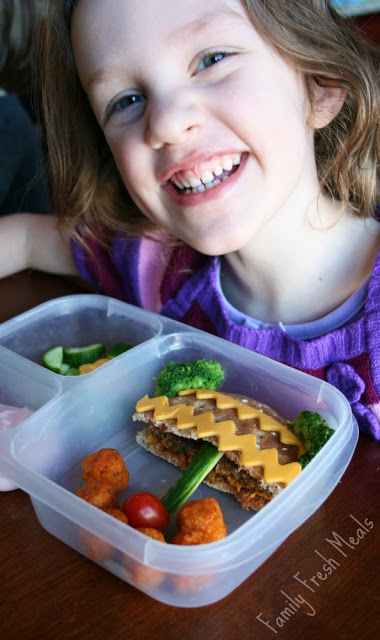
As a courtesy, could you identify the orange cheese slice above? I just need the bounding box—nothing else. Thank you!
[135,390,304,485]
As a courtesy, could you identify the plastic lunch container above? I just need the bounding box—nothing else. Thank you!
[0,294,358,607]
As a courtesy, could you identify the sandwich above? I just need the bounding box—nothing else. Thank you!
[133,388,306,511]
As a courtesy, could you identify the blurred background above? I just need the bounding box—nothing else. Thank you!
[333,0,380,43]
[0,0,50,216]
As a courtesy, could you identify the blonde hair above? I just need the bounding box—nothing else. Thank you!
[39,0,379,242]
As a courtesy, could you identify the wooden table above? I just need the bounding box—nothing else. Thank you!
[0,271,378,640]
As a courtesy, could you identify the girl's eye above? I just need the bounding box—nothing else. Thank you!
[112,93,146,113]
[197,51,230,71]
[105,92,146,124]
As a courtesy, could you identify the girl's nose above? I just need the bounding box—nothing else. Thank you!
[145,91,206,149]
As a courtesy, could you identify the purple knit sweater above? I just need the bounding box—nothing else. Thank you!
[72,230,380,440]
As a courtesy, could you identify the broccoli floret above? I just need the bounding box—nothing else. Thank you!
[289,410,334,469]
[155,359,224,398]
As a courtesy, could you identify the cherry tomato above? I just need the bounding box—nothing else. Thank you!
[122,492,170,531]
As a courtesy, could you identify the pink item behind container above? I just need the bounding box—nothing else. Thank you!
[0,403,33,490]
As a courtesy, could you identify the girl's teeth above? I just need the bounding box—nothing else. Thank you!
[171,153,242,191]
[222,158,233,171]
[206,178,221,190]
[189,177,202,188]
[200,170,214,184]
[186,184,206,193]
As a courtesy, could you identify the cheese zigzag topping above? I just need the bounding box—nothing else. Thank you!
[135,390,304,484]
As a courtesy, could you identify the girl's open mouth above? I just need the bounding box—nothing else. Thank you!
[168,153,243,195]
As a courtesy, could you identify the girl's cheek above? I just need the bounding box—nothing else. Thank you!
[107,141,135,182]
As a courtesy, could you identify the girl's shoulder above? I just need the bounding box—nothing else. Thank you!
[71,228,209,312]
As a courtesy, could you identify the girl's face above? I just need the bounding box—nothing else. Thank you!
[72,0,320,255]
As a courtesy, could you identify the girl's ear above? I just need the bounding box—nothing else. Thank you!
[307,84,347,129]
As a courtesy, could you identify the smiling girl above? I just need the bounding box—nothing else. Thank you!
[0,0,379,438]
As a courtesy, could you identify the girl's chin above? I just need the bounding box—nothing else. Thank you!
[180,233,249,256]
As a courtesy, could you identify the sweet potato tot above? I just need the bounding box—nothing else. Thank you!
[81,448,129,493]
[75,481,119,509]
[172,498,227,545]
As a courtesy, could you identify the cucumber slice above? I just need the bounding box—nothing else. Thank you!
[160,442,224,514]
[106,342,133,358]
[63,343,106,366]
[59,362,72,375]
[42,345,64,373]
[65,366,80,376]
